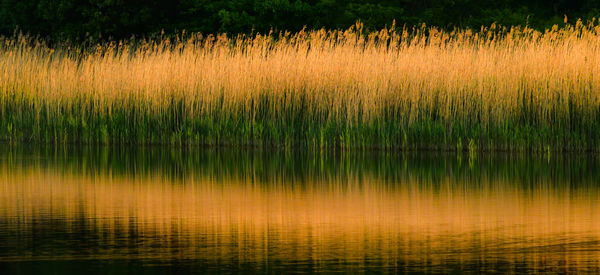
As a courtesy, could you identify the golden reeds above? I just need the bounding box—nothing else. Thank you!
[1,21,600,150]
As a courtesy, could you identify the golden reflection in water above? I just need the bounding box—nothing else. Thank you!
[1,165,600,272]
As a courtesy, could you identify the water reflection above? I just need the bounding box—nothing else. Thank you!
[1,147,600,273]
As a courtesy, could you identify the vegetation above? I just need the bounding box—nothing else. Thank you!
[0,0,599,40]
[2,21,600,151]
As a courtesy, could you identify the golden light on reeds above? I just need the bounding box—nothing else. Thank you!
[1,21,600,149]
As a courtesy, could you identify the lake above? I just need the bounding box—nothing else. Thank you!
[1,147,599,273]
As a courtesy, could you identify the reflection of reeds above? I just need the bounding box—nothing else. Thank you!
[1,146,599,186]
[1,22,600,150]
[1,159,600,272]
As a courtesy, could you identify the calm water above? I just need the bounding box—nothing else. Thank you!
[1,147,600,273]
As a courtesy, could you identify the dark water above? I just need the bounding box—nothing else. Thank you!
[1,147,600,274]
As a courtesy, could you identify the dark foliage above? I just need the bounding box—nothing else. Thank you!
[0,0,599,40]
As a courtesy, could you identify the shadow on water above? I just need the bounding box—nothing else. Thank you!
[1,146,600,273]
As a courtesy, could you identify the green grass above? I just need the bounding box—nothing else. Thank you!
[1,92,599,151]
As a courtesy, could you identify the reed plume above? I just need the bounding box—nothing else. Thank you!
[1,21,600,150]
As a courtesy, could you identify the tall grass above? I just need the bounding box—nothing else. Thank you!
[2,21,600,150]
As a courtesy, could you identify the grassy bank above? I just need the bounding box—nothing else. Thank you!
[2,22,600,151]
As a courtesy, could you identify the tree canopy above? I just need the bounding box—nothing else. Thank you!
[1,0,599,40]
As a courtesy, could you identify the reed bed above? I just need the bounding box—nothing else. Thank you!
[2,21,600,150]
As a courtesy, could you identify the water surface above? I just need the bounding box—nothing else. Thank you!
[1,147,599,273]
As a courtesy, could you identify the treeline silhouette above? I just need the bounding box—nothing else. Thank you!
[0,0,599,40]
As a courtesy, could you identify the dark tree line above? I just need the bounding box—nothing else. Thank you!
[1,0,599,40]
